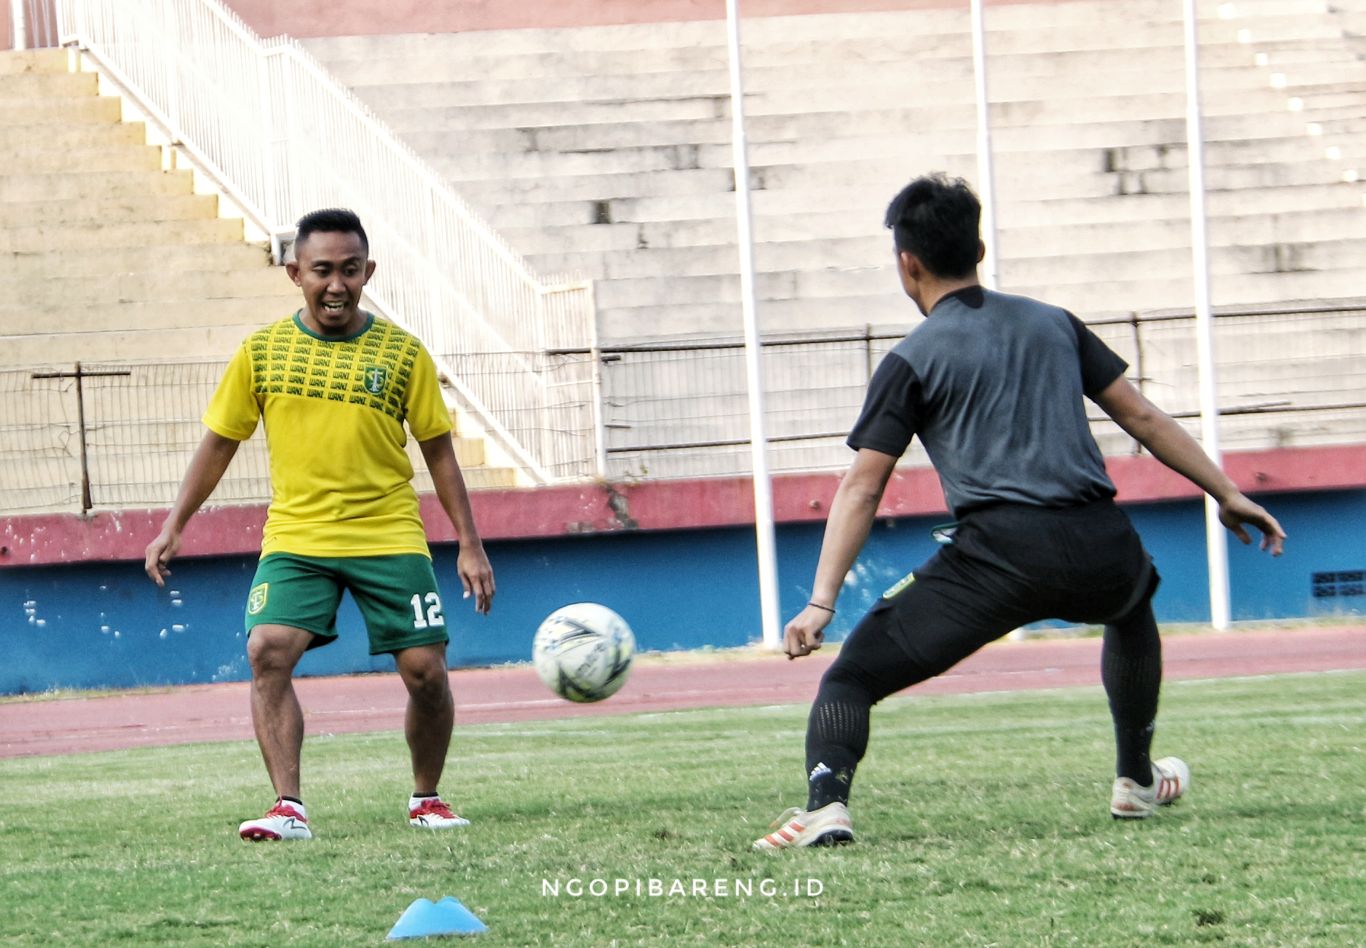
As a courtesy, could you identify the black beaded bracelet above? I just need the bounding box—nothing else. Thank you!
[807,602,836,614]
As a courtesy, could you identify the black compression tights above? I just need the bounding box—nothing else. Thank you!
[804,599,1164,809]
[804,632,930,811]
[1101,601,1163,784]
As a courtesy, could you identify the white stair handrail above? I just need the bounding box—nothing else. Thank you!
[55,0,600,481]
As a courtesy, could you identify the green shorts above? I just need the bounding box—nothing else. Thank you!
[245,553,450,655]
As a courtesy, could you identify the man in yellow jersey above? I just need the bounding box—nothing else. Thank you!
[144,208,495,841]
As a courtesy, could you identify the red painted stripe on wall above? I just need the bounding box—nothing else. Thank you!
[2,444,1361,568]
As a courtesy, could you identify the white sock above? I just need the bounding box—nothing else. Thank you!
[409,792,440,810]
[278,796,307,819]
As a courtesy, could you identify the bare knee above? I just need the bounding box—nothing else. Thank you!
[398,646,451,705]
[247,626,311,679]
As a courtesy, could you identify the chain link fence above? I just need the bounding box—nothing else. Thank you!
[3,301,1365,514]
[596,301,1366,479]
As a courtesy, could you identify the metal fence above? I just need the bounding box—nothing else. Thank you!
[0,353,600,512]
[52,0,597,481]
[4,301,1364,514]
[593,300,1366,479]
[6,0,58,48]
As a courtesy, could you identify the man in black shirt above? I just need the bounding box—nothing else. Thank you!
[754,174,1285,850]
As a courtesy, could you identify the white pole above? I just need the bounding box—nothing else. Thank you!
[10,0,28,50]
[970,0,999,288]
[725,0,782,650]
[1181,0,1231,629]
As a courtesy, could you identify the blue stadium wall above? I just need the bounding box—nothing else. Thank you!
[2,489,1361,695]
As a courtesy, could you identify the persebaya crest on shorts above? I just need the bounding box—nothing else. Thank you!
[248,313,418,424]
[247,583,269,615]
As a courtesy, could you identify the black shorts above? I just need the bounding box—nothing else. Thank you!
[859,500,1158,678]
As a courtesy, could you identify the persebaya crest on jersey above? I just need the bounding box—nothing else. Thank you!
[362,365,389,396]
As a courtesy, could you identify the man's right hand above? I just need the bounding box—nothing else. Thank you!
[783,604,834,661]
[1218,493,1286,556]
[144,529,180,587]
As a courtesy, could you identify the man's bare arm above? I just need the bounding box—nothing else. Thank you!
[1093,376,1285,554]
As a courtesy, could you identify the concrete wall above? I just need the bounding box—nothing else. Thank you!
[4,445,1364,694]
[4,489,1362,695]
[0,0,1082,43]
[220,0,1068,39]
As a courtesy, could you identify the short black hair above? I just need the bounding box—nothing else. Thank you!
[295,208,369,257]
[883,174,981,278]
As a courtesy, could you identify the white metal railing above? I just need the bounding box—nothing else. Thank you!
[8,0,58,47]
[53,0,600,482]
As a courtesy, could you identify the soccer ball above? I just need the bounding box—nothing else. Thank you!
[532,602,635,703]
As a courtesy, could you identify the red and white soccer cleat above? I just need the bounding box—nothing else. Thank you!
[752,801,854,850]
[409,796,470,829]
[239,799,312,841]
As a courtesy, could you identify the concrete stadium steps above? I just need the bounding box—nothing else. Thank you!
[516,209,1366,280]
[586,268,1364,342]
[481,173,1360,232]
[393,108,1341,166]
[0,47,525,507]
[0,67,99,100]
[331,43,1360,110]
[4,241,274,279]
[0,168,198,203]
[0,216,249,253]
[0,120,145,154]
[414,119,1357,184]
[589,248,1360,313]
[496,190,1364,255]
[353,72,1333,134]
[0,93,121,127]
[5,323,266,366]
[995,182,1365,225]
[0,193,221,231]
[442,143,1351,212]
[303,0,1366,347]
[1010,269,1366,316]
[0,49,300,363]
[409,116,1338,183]
[0,48,66,76]
[306,2,1346,77]
[7,282,297,322]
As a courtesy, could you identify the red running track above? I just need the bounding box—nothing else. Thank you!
[1,625,1362,759]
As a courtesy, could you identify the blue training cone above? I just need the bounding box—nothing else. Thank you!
[387,896,488,939]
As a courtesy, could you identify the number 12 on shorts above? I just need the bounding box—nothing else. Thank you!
[410,592,445,630]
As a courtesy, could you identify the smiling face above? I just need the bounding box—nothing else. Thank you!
[286,229,376,337]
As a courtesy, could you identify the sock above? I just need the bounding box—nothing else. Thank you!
[409,791,440,810]
[1102,607,1163,785]
[278,796,306,818]
[804,683,872,811]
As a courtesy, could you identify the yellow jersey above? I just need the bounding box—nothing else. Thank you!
[203,311,453,558]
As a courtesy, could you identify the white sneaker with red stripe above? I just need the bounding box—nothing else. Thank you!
[752,801,854,850]
[239,800,312,841]
[409,796,470,829]
[1110,756,1190,819]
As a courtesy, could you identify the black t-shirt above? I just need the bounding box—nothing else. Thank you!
[848,286,1128,516]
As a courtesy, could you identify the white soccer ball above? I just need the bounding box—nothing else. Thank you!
[532,602,636,703]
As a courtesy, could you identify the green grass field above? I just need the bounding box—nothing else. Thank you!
[1,671,1362,946]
